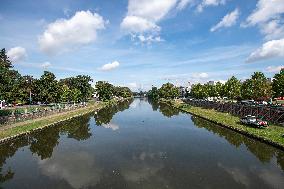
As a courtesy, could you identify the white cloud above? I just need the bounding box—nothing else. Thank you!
[127,0,178,22]
[245,0,284,25]
[266,65,284,73]
[192,72,209,79]
[39,10,106,54]
[121,0,191,43]
[197,0,226,12]
[41,61,51,69]
[244,0,284,40]
[247,38,284,62]
[136,34,163,43]
[260,20,284,40]
[121,16,160,33]
[177,0,193,10]
[7,46,27,62]
[99,61,120,71]
[101,123,119,131]
[211,8,239,32]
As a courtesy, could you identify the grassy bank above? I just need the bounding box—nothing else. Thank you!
[0,98,130,142]
[161,99,284,149]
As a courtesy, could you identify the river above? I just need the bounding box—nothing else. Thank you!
[0,99,283,188]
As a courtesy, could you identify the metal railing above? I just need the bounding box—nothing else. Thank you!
[183,99,284,125]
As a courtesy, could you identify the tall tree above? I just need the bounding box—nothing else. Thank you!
[95,81,114,101]
[158,83,180,99]
[224,76,241,100]
[34,71,60,103]
[272,68,284,98]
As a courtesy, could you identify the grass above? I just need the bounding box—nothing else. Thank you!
[162,99,284,148]
[0,101,110,141]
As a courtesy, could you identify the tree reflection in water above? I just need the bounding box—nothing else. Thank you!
[148,100,179,118]
[94,99,133,126]
[191,116,284,170]
[0,115,92,183]
[0,99,133,184]
[149,100,284,171]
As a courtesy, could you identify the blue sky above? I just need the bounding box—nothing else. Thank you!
[0,0,284,91]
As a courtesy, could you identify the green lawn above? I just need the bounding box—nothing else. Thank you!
[0,101,106,140]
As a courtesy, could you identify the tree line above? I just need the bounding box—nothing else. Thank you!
[95,81,132,101]
[148,70,284,101]
[190,71,283,100]
[0,48,132,104]
[147,83,180,100]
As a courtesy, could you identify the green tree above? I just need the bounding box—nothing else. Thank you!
[95,81,114,101]
[191,83,206,99]
[224,76,241,100]
[251,72,272,100]
[114,86,132,98]
[215,82,225,97]
[241,79,253,100]
[34,71,60,103]
[272,68,284,98]
[158,83,180,99]
[147,86,159,99]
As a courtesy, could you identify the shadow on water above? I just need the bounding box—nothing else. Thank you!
[0,99,133,185]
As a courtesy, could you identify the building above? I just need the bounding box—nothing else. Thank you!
[208,81,215,85]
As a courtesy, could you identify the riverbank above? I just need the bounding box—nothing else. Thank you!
[0,98,132,143]
[160,99,284,150]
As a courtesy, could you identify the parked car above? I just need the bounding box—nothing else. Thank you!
[240,115,268,128]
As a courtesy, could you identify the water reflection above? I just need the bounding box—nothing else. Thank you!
[94,99,133,126]
[0,99,283,188]
[0,99,133,185]
[191,116,284,169]
[148,99,180,117]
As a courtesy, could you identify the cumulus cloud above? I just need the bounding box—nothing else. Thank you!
[210,8,239,32]
[266,65,284,73]
[121,0,192,43]
[99,61,120,71]
[7,46,27,62]
[38,10,106,54]
[121,16,160,33]
[243,0,284,40]
[246,38,284,62]
[197,0,226,12]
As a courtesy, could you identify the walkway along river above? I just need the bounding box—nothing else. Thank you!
[0,99,283,188]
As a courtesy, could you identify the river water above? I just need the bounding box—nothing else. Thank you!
[0,99,283,189]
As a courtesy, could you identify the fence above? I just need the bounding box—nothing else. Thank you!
[183,99,284,125]
[0,103,88,125]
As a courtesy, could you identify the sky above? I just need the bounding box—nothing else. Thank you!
[0,0,284,91]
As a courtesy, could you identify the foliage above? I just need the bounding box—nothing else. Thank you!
[223,76,241,100]
[147,86,159,99]
[272,69,284,98]
[241,72,272,100]
[114,86,132,98]
[95,81,132,101]
[95,81,114,101]
[0,48,95,104]
[158,83,180,99]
